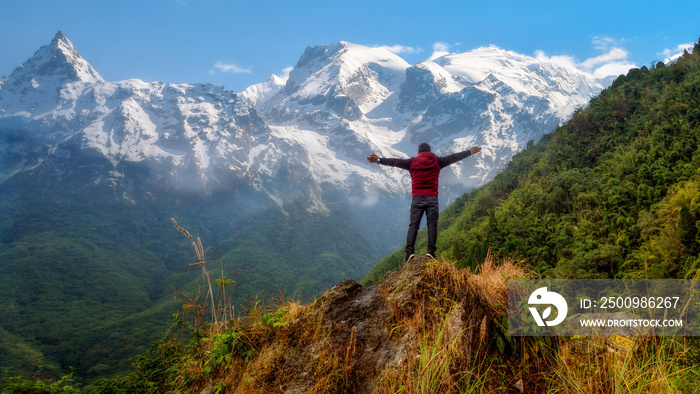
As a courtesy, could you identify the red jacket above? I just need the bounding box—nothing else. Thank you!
[378,150,473,197]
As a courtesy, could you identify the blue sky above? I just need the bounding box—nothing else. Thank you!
[0,0,698,92]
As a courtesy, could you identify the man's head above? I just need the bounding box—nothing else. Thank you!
[418,143,431,153]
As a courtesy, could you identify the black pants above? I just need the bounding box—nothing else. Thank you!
[406,195,439,256]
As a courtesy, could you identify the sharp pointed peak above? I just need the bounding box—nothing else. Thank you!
[53,30,67,42]
[5,31,104,86]
[49,30,75,51]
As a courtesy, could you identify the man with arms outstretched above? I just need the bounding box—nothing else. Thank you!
[368,143,481,262]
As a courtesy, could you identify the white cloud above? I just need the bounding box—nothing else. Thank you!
[591,61,637,79]
[210,61,252,75]
[580,47,628,69]
[660,42,694,63]
[433,42,450,52]
[428,41,451,61]
[377,45,423,55]
[591,36,619,51]
[535,37,636,80]
[534,51,578,70]
[281,66,293,77]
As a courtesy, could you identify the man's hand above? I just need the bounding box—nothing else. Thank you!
[470,146,482,155]
[367,154,379,163]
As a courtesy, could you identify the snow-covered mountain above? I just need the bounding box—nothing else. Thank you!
[0,32,307,210]
[1,32,610,213]
[243,41,610,205]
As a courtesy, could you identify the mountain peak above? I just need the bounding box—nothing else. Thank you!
[0,31,104,116]
[285,41,409,92]
[11,31,103,85]
[53,30,67,42]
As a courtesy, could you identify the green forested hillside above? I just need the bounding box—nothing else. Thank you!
[366,40,700,284]
[0,187,380,380]
[0,193,184,378]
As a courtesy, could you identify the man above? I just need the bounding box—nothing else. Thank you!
[367,143,481,262]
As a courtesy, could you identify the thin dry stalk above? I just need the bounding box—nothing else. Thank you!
[171,284,207,328]
[171,217,193,239]
[344,326,357,378]
[172,218,219,325]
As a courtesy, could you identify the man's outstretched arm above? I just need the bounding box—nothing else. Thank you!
[367,154,412,170]
[437,146,481,168]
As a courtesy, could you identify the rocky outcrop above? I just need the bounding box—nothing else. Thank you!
[231,255,510,393]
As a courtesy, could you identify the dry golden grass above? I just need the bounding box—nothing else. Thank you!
[470,249,530,315]
[545,336,694,394]
[372,253,531,393]
[162,252,696,393]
